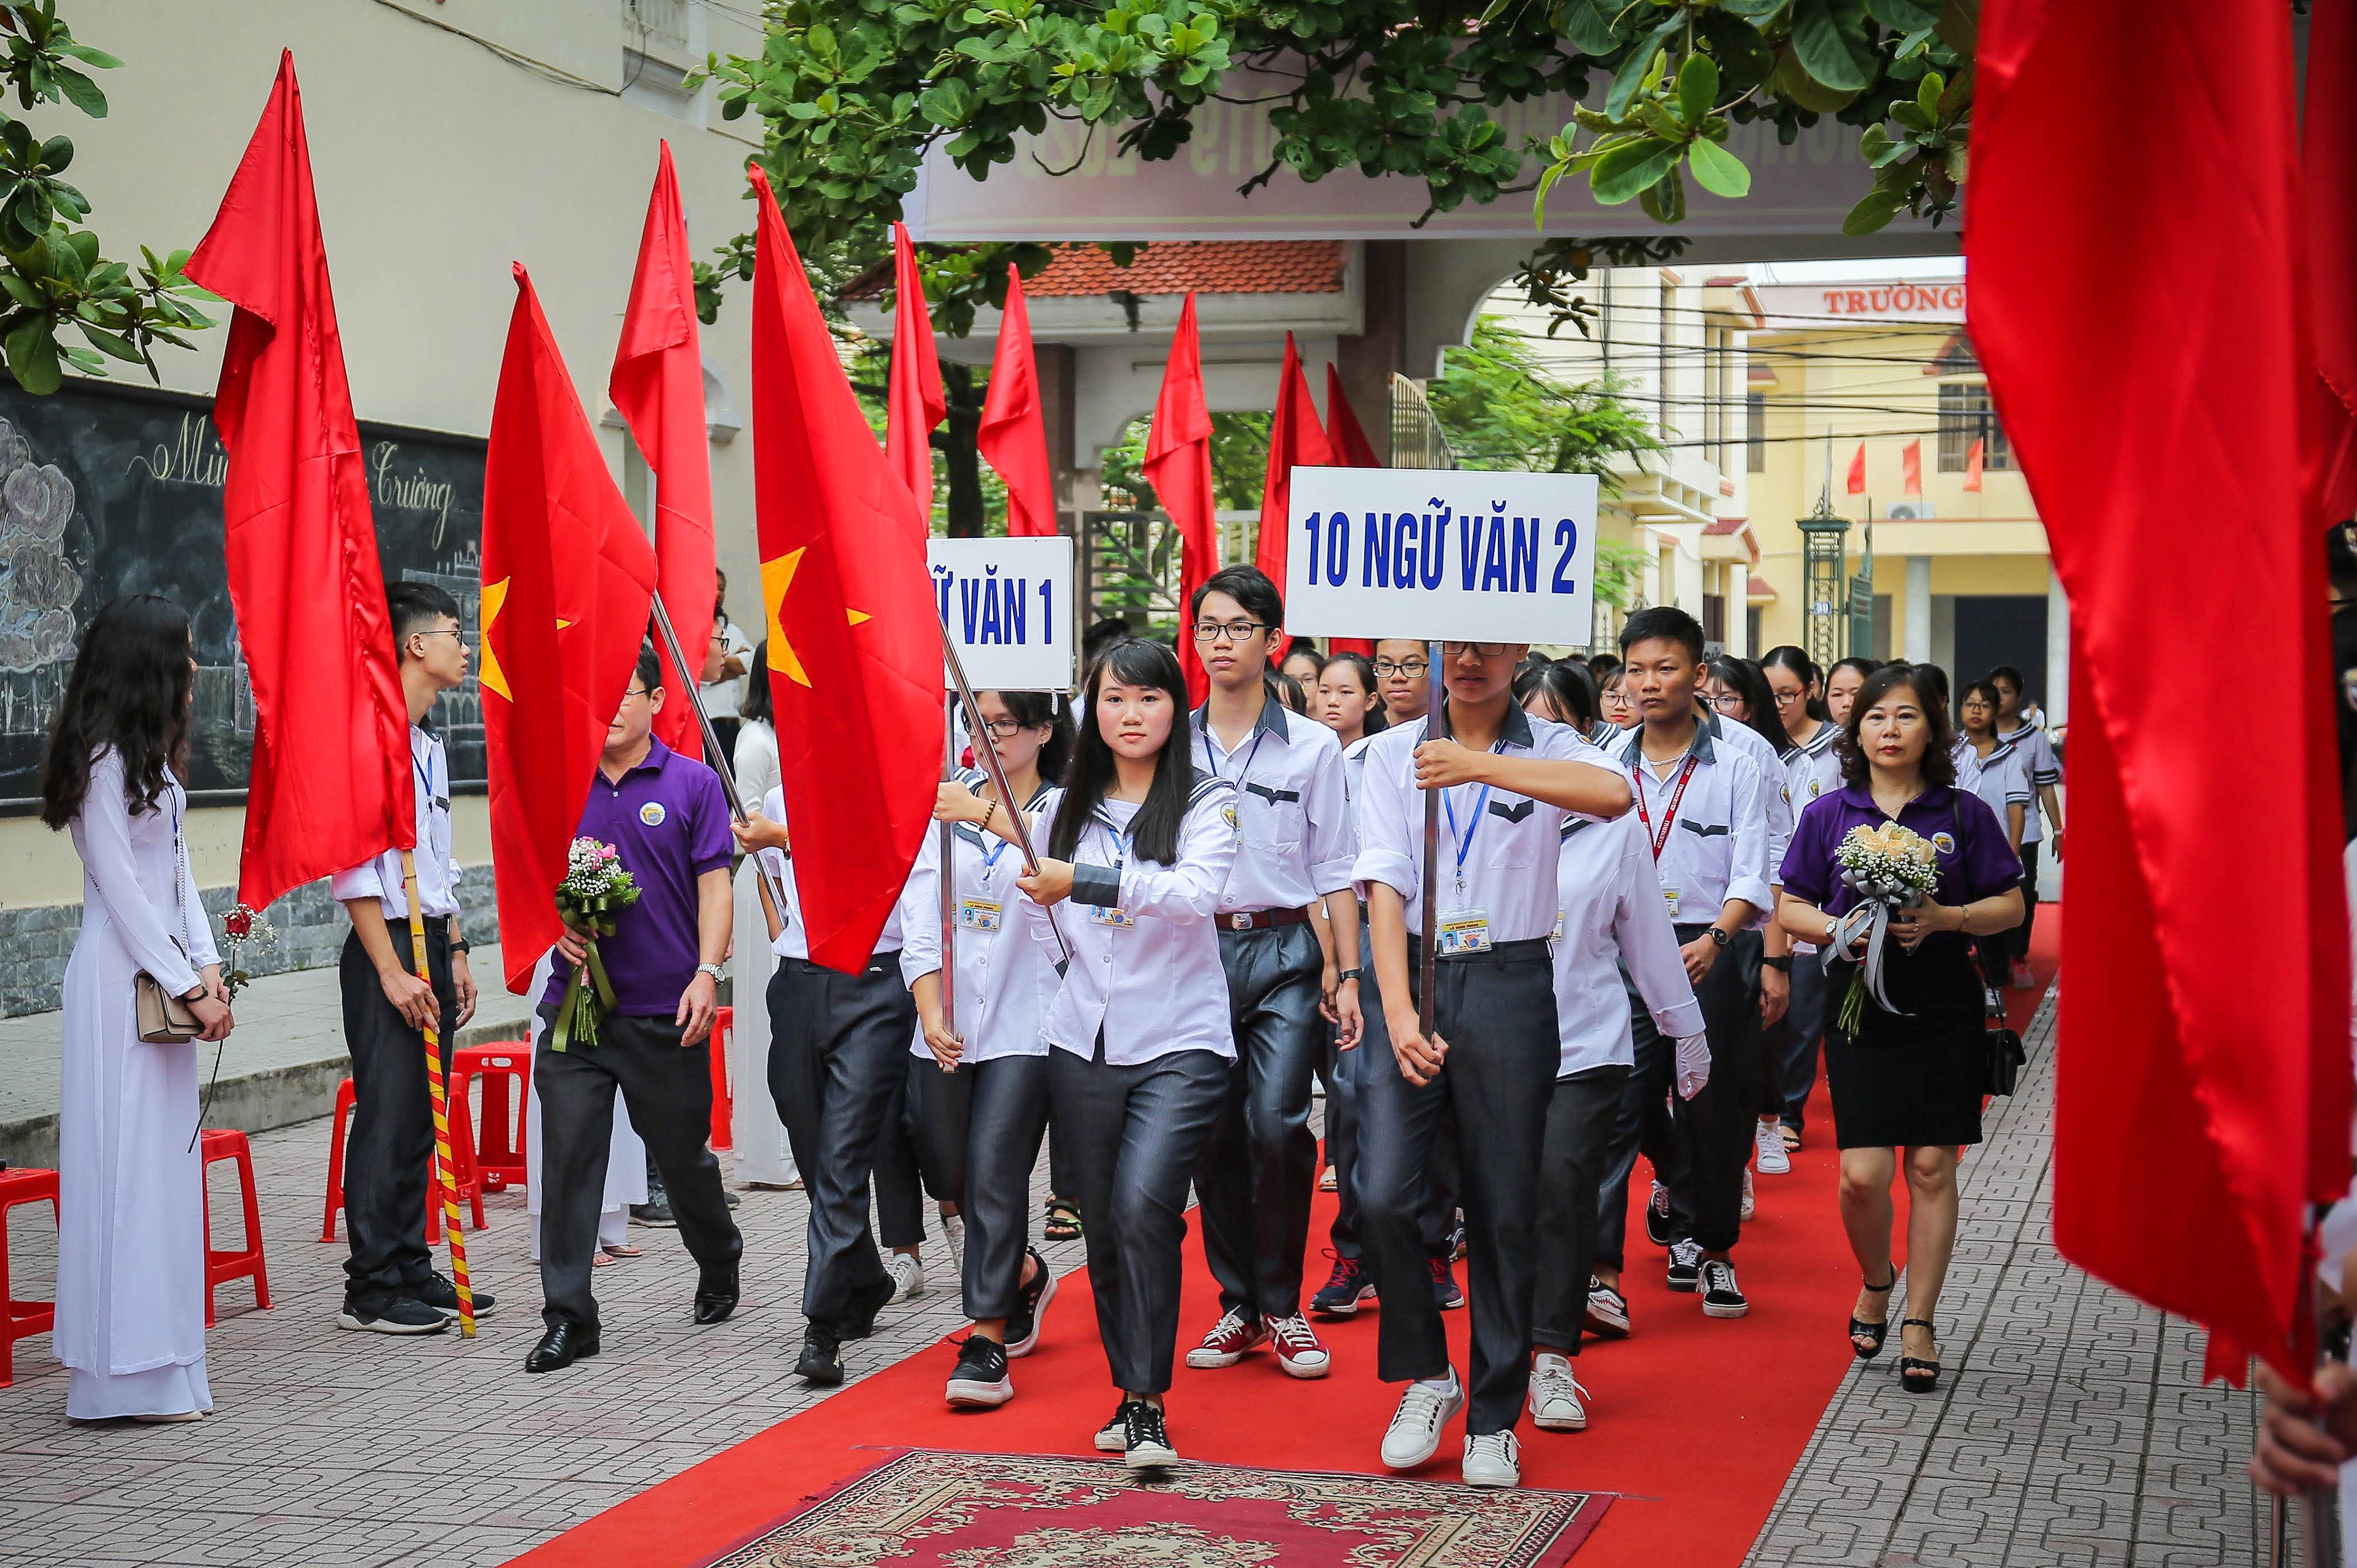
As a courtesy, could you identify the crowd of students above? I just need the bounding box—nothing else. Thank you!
[37,569,2056,1492]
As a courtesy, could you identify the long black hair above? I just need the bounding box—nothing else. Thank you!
[1760,644,1830,724]
[742,638,773,725]
[1049,638,1195,865]
[40,594,194,830]
[1317,651,1386,736]
[971,688,1075,789]
[1707,655,1790,756]
[1514,658,1598,729]
[1836,664,1958,789]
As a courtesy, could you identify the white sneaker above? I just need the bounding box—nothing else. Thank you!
[1380,1376,1465,1470]
[940,1210,966,1279]
[1461,1429,1521,1488]
[1528,1353,1589,1432]
[888,1252,925,1304]
[1740,1168,1756,1222]
[1753,1120,1791,1175]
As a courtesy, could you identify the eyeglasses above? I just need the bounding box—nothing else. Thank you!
[621,687,651,702]
[1373,659,1427,678]
[412,628,465,643]
[975,717,1034,739]
[1708,692,1747,714]
[1440,642,1512,658]
[1192,620,1267,644]
[1771,689,1804,707]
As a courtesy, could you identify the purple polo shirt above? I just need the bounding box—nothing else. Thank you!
[541,738,734,1017]
[1780,783,2022,954]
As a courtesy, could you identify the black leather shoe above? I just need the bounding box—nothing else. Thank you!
[795,1324,845,1386]
[838,1273,897,1342]
[524,1320,601,1374]
[693,1262,740,1326]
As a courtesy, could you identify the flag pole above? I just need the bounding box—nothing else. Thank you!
[647,593,791,917]
[937,621,1071,963]
[939,689,958,1041]
[1418,639,1446,1037]
[399,850,474,1337]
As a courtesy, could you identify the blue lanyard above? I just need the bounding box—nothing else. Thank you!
[412,737,438,809]
[1438,740,1507,890]
[1206,724,1269,790]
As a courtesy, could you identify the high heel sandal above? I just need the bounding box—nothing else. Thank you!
[1899,1318,1941,1392]
[1848,1269,1896,1360]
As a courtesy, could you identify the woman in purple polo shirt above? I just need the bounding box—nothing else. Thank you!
[1776,664,2025,1397]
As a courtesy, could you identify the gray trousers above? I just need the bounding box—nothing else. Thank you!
[767,954,915,1327]
[1333,933,1458,1263]
[1531,1063,1633,1356]
[1592,996,1680,1272]
[1196,921,1326,1322]
[338,922,456,1302]
[535,1011,742,1333]
[1663,926,1765,1254]
[1357,940,1559,1435]
[910,1052,1049,1320]
[1048,1042,1228,1396]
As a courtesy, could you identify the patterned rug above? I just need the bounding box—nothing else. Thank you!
[696,1448,1613,1568]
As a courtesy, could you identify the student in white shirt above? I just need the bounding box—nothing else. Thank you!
[1596,608,1775,1326]
[1006,638,1239,1471]
[904,692,1073,1409]
[1178,568,1359,1380]
[1957,679,2034,997]
[330,582,489,1336]
[1355,639,1633,1490]
[1705,657,1802,1184]
[725,644,798,1190]
[1763,646,1844,1152]
[1987,665,2062,987]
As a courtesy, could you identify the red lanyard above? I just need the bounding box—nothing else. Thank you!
[1631,754,1698,862]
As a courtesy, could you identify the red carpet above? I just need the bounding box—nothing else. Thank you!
[514,917,2060,1568]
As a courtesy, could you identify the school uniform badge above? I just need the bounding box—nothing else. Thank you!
[639,801,667,827]
[1222,802,1239,834]
[1932,831,1955,853]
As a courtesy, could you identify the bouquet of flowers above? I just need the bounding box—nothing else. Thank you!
[1827,822,1941,1033]
[220,903,275,1001]
[552,838,640,1052]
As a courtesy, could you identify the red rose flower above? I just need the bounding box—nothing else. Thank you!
[224,908,254,939]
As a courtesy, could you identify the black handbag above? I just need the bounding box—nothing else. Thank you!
[1983,1026,2026,1095]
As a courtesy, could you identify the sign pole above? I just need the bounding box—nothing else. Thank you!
[1418,639,1446,1037]
[399,850,473,1337]
[938,691,958,1038]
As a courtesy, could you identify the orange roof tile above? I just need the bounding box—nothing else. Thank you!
[840,241,1346,303]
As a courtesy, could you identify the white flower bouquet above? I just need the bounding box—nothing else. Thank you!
[1827,822,1941,1032]
[552,838,641,1052]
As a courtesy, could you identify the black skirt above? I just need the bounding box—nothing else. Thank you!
[1822,933,1985,1151]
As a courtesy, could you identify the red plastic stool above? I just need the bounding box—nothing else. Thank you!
[425,1085,486,1244]
[319,1077,358,1243]
[198,1129,271,1327]
[0,1166,58,1387]
[709,1006,735,1152]
[321,1074,486,1246]
[450,1044,529,1192]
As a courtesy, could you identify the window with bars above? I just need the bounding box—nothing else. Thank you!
[1746,393,1766,473]
[1938,382,2013,471]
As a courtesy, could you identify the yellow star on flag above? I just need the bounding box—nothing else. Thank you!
[475,576,572,702]
[762,547,871,689]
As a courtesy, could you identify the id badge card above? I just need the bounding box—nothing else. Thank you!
[1551,906,1565,941]
[1435,908,1493,956]
[1089,903,1136,928]
[957,896,1003,933]
[1660,885,1681,917]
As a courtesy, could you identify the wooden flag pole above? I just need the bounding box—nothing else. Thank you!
[399,849,474,1337]
[1417,639,1446,1037]
[647,593,790,918]
[938,691,958,1039]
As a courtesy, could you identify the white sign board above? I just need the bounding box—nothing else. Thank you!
[928,535,1074,692]
[1283,469,1598,644]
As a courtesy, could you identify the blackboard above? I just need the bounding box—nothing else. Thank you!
[0,377,486,812]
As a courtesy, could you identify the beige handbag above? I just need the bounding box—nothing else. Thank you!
[134,812,202,1044]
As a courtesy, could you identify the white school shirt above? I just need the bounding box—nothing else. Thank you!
[1709,712,1795,878]
[1022,782,1240,1065]
[699,615,753,721]
[1996,720,2060,844]
[1341,732,1377,821]
[1959,743,2031,836]
[1610,721,1775,927]
[1190,694,1356,912]
[895,770,1053,1063]
[1783,719,1844,813]
[1352,705,1617,941]
[1552,805,1703,1076]
[330,724,461,921]
[1949,735,1986,793]
[754,785,904,962]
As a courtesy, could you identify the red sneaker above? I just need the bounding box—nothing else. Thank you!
[1268,1313,1332,1379]
[1184,1308,1269,1369]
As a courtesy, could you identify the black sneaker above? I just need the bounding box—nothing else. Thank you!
[1093,1400,1128,1453]
[945,1335,1013,1407]
[1644,1181,1674,1248]
[1430,1255,1465,1311]
[1006,1247,1057,1358]
[1310,1254,1375,1317]
[723,1189,741,1209]
[839,1272,898,1342]
[1666,1240,1702,1293]
[336,1296,450,1335]
[1120,1399,1178,1470]
[1700,1259,1749,1319]
[796,1324,846,1386]
[630,1193,678,1228]
[412,1272,496,1321]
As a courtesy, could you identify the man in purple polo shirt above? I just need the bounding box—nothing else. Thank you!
[526,645,744,1374]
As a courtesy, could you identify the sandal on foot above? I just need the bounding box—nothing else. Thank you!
[1899,1318,1941,1392]
[1849,1269,1896,1360]
[1780,1124,1802,1152]
[1043,1198,1082,1242]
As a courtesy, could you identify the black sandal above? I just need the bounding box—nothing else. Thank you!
[1899,1318,1941,1392]
[1849,1269,1896,1360]
[1043,1197,1082,1241]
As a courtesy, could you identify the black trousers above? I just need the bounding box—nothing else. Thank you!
[1593,968,1686,1273]
[1663,926,1765,1254]
[535,1011,743,1333]
[872,1062,936,1251]
[1357,940,1558,1436]
[1335,935,1457,1263]
[1197,921,1326,1322]
[2015,842,2043,961]
[768,954,917,1326]
[338,922,457,1303]
[1048,1041,1228,1396]
[1776,955,1831,1132]
[1531,1064,1632,1356]
[910,1052,1050,1320]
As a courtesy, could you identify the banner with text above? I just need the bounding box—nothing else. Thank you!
[1284,469,1598,644]
[930,534,1074,692]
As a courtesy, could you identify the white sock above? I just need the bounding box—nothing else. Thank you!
[1415,1369,1460,1397]
[1535,1352,1571,1375]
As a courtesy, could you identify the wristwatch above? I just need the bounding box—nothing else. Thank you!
[1705,926,1731,948]
[1337,967,1363,983]
[448,937,471,955]
[696,962,727,982]
[1762,955,1793,972]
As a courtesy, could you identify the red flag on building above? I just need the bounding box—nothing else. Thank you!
[2310,0,2357,522]
[479,265,660,995]
[979,265,1056,537]
[1845,441,1866,495]
[610,140,715,762]
[1324,365,1382,468]
[184,52,411,913]
[885,222,945,534]
[1971,0,2349,1383]
[1253,332,1333,594]
[1900,438,1923,496]
[748,170,941,971]
[1963,438,1985,493]
[1145,294,1219,704]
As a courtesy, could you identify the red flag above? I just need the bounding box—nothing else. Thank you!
[979,265,1056,537]
[1324,365,1382,468]
[1146,295,1219,704]
[1845,441,1867,496]
[1963,438,1985,492]
[1971,0,2348,1383]
[2310,0,2357,522]
[610,140,715,763]
[480,265,660,995]
[1254,332,1333,593]
[885,222,945,534]
[749,170,942,971]
[1900,439,1923,496]
[184,52,410,912]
